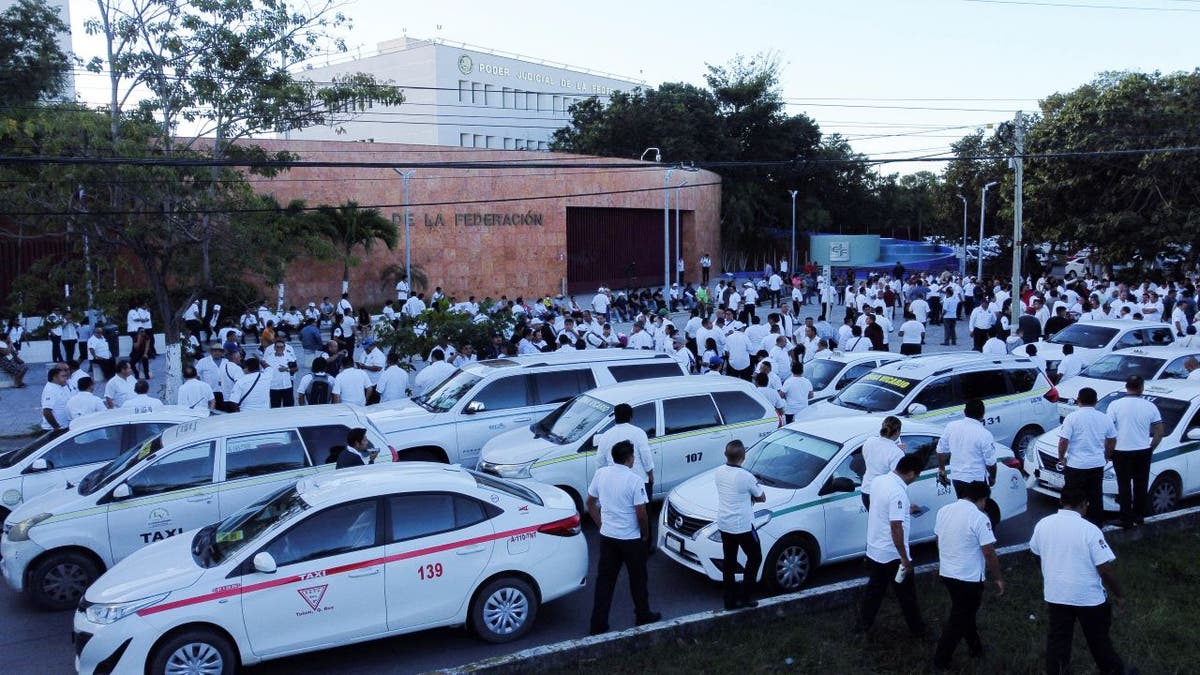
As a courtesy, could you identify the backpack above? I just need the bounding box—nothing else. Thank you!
[305,372,333,405]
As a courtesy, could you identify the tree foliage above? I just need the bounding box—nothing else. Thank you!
[0,0,73,108]
[315,201,399,292]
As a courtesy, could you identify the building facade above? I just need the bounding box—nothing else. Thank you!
[290,36,641,150]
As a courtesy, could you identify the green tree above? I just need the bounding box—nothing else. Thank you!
[315,201,399,296]
[0,0,73,108]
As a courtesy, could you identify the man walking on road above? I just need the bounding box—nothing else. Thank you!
[1030,486,1129,675]
[1058,387,1116,527]
[1106,375,1163,527]
[715,440,766,611]
[936,399,998,497]
[587,440,661,634]
[932,482,1005,670]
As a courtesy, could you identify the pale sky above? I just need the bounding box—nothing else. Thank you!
[62,0,1199,174]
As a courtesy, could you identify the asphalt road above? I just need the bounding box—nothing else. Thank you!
[0,482,1056,675]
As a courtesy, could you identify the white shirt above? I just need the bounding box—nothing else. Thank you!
[122,394,164,413]
[587,464,648,540]
[861,436,904,496]
[412,360,457,397]
[899,320,924,345]
[592,293,610,314]
[757,385,784,412]
[725,331,751,370]
[218,361,244,395]
[909,298,930,324]
[40,382,72,430]
[177,378,214,413]
[935,499,996,582]
[866,472,911,563]
[981,337,1007,355]
[1106,395,1161,452]
[375,364,409,403]
[66,391,107,420]
[781,375,813,415]
[87,334,111,360]
[936,417,997,483]
[229,371,270,411]
[196,355,225,394]
[261,350,295,390]
[395,280,410,301]
[126,307,151,333]
[1058,354,1085,380]
[969,306,996,331]
[104,375,135,408]
[332,367,372,406]
[359,348,387,385]
[1029,509,1115,606]
[626,330,654,351]
[594,422,655,481]
[714,464,765,534]
[1059,407,1116,469]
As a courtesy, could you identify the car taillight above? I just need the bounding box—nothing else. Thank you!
[389,445,399,462]
[1001,457,1022,469]
[538,514,581,537]
[1044,384,1059,403]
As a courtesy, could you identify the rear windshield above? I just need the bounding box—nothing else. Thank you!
[805,359,844,391]
[1080,354,1165,382]
[471,470,543,506]
[1097,392,1190,436]
[832,373,918,413]
[0,429,66,468]
[1048,324,1119,349]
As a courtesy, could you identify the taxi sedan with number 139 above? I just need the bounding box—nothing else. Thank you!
[73,463,586,675]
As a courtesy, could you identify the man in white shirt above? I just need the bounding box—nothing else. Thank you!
[67,377,107,420]
[121,379,164,413]
[177,365,214,414]
[261,338,297,408]
[395,279,411,302]
[40,366,72,431]
[937,399,998,497]
[103,360,136,409]
[374,352,409,404]
[1029,486,1126,675]
[402,293,426,318]
[228,357,271,412]
[412,348,456,397]
[968,298,997,352]
[1057,344,1085,382]
[898,311,925,356]
[1058,387,1117,526]
[724,329,752,379]
[195,343,227,408]
[932,482,1004,668]
[625,321,654,351]
[594,403,655,491]
[981,328,1008,356]
[126,303,151,337]
[781,362,813,423]
[332,363,372,406]
[586,440,659,634]
[854,453,927,636]
[337,293,354,318]
[714,440,766,610]
[217,351,245,409]
[1106,375,1163,527]
[87,330,115,380]
[356,338,387,400]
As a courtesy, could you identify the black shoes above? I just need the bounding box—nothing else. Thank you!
[635,612,662,626]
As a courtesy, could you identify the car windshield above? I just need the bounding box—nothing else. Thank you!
[413,369,481,412]
[0,429,67,469]
[1096,391,1191,436]
[743,428,843,489]
[80,435,163,496]
[534,395,613,444]
[805,359,845,391]
[1080,354,1165,382]
[194,484,310,568]
[1048,324,1119,349]
[831,373,918,413]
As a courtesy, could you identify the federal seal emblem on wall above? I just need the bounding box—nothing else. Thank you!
[458,54,473,76]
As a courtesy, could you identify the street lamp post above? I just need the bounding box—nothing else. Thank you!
[663,168,674,306]
[957,194,968,278]
[675,180,688,285]
[789,190,798,276]
[978,181,998,280]
[392,169,416,294]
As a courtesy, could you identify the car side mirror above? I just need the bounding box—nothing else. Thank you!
[111,483,131,500]
[906,403,928,417]
[820,476,858,496]
[465,401,485,414]
[1187,428,1200,441]
[28,458,51,472]
[253,552,277,574]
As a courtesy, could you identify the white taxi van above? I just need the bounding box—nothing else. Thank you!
[1054,346,1200,419]
[0,407,207,523]
[659,417,1027,592]
[802,351,906,403]
[72,464,585,675]
[1026,381,1200,515]
[1018,319,1173,380]
[477,376,778,507]
[2,406,394,609]
[367,351,685,466]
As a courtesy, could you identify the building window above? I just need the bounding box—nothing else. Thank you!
[537,93,550,111]
[552,95,561,112]
[484,84,497,107]
[474,134,484,148]
[458,81,469,103]
[514,89,525,110]
[503,87,514,109]
[460,133,471,147]
[527,91,538,110]
[471,82,482,104]
[538,141,547,151]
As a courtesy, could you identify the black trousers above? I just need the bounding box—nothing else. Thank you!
[953,479,989,499]
[900,343,922,355]
[860,493,871,510]
[720,529,762,608]
[1045,601,1123,675]
[934,577,985,666]
[942,318,957,345]
[62,339,78,363]
[972,327,989,352]
[1064,466,1105,526]
[856,558,924,635]
[702,267,710,285]
[1112,448,1152,524]
[50,334,63,362]
[590,535,652,633]
[269,388,295,408]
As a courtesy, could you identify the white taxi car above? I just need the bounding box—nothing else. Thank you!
[1026,381,1200,515]
[802,351,906,403]
[477,376,777,506]
[72,464,586,674]
[1055,346,1200,418]
[1018,319,1173,380]
[2,406,394,609]
[0,407,207,524]
[660,417,1027,592]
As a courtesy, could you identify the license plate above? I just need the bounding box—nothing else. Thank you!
[665,534,684,554]
[1042,470,1065,489]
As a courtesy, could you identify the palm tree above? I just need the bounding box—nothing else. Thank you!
[378,262,429,294]
[316,201,399,295]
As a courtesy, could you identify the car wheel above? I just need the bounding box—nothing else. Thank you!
[470,577,539,643]
[148,629,236,675]
[28,551,100,611]
[765,535,815,594]
[1149,474,1181,515]
[1011,425,1041,463]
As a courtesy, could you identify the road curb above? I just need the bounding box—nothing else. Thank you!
[433,503,1200,675]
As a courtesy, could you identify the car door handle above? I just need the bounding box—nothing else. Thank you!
[186,495,212,504]
[511,417,532,423]
[348,567,381,578]
[456,545,486,555]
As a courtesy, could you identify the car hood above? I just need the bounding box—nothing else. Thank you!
[86,529,205,604]
[792,400,856,422]
[5,483,87,524]
[1056,377,1123,401]
[366,399,441,432]
[480,428,563,465]
[669,469,795,519]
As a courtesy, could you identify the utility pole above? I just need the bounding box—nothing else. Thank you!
[1009,111,1027,328]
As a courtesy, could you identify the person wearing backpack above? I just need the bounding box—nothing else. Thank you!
[298,356,334,405]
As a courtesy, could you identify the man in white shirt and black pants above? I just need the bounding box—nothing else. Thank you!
[1106,375,1163,528]
[936,399,998,497]
[715,440,766,611]
[1058,387,1117,527]
[932,481,1004,669]
[1030,486,1127,675]
[587,440,661,634]
[854,453,927,637]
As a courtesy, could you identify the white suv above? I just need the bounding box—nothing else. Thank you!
[803,351,907,403]
[796,353,1059,459]
[1055,346,1200,418]
[1021,319,1173,380]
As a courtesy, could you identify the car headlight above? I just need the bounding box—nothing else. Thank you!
[85,593,169,625]
[479,460,534,479]
[706,510,774,542]
[5,513,52,542]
